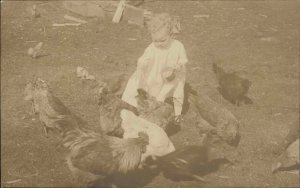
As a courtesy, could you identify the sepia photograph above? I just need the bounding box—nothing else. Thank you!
[1,0,299,187]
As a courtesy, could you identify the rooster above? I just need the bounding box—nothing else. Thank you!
[98,90,139,138]
[145,145,232,183]
[24,78,149,186]
[135,88,174,131]
[24,78,84,135]
[28,42,43,59]
[63,128,149,185]
[212,63,252,106]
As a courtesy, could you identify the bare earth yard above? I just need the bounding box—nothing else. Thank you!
[1,1,299,187]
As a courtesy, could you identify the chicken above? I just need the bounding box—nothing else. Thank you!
[212,63,252,106]
[28,42,43,59]
[98,91,139,137]
[272,121,299,173]
[120,109,176,163]
[146,145,232,182]
[64,128,149,185]
[98,74,127,96]
[25,78,149,186]
[188,92,240,147]
[135,88,174,130]
[44,114,149,186]
[56,107,148,186]
[24,78,84,135]
[272,138,299,173]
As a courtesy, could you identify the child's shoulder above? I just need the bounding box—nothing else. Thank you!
[171,39,186,50]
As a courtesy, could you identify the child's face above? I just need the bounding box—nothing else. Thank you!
[151,28,172,49]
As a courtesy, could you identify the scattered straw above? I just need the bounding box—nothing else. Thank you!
[8,165,39,178]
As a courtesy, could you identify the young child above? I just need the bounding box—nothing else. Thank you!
[122,13,188,123]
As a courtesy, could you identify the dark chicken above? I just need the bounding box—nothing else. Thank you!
[98,74,127,96]
[24,78,149,186]
[212,63,252,106]
[146,145,231,182]
[98,91,139,137]
[135,88,174,130]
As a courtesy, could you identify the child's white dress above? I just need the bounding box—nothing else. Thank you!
[121,39,188,161]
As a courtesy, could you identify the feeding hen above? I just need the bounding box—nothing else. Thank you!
[24,78,149,186]
[188,90,240,147]
[98,73,127,96]
[212,63,252,106]
[98,91,139,137]
[135,88,175,131]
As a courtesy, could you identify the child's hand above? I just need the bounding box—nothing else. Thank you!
[162,68,176,82]
[174,115,183,125]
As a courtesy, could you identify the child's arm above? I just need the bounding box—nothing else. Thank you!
[173,66,186,116]
[137,44,154,71]
[173,42,188,117]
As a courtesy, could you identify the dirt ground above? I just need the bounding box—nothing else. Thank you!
[1,1,299,187]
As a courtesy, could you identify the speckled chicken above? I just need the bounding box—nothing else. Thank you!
[24,78,149,186]
[24,78,83,135]
[135,88,174,131]
[188,92,240,147]
[64,128,149,185]
[212,63,252,106]
[272,121,299,173]
[98,91,139,137]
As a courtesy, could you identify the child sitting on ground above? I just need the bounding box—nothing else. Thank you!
[122,13,188,124]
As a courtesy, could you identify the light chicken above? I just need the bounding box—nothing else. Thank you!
[272,121,299,173]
